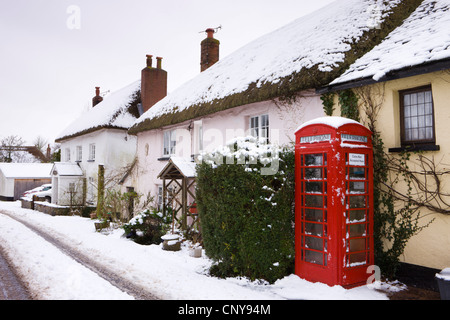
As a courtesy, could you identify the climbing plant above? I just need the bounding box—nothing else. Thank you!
[320,92,335,116]
[339,89,360,121]
[354,85,436,278]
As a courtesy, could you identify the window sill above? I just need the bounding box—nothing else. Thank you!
[388,144,440,153]
[158,157,171,161]
[87,160,95,163]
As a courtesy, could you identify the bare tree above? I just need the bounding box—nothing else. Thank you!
[0,135,25,162]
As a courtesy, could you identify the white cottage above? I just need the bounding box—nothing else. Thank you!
[53,82,142,205]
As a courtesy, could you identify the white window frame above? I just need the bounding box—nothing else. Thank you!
[194,120,203,155]
[65,148,71,162]
[76,145,82,162]
[163,129,176,156]
[89,143,96,161]
[249,114,269,143]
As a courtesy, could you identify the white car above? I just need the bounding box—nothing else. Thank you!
[22,184,52,202]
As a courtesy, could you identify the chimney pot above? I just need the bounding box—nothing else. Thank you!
[206,28,215,38]
[156,57,162,69]
[146,54,153,68]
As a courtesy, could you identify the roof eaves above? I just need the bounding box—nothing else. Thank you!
[55,125,129,143]
[318,58,450,94]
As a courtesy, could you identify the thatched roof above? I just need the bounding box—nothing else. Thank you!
[129,0,422,134]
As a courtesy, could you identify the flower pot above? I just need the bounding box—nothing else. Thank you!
[94,220,110,231]
[189,247,202,258]
[436,268,450,300]
[161,233,181,251]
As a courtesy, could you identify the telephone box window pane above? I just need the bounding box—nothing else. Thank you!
[348,253,366,266]
[349,196,365,208]
[349,239,366,252]
[349,167,365,179]
[348,210,366,223]
[305,209,323,222]
[305,223,323,237]
[348,224,366,237]
[305,251,324,266]
[305,168,323,180]
[306,181,323,193]
[349,181,365,193]
[305,237,323,251]
[305,195,323,208]
[305,154,323,166]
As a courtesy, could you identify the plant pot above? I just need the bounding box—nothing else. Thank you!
[161,233,181,251]
[436,268,450,300]
[94,220,110,231]
[189,247,202,258]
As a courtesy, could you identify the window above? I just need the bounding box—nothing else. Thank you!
[76,146,82,162]
[400,86,435,146]
[194,120,203,155]
[249,114,269,143]
[163,129,176,156]
[89,144,96,161]
[65,148,70,162]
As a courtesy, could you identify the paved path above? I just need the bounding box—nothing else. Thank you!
[0,246,31,300]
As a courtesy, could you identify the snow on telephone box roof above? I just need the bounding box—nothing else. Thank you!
[295,116,362,133]
[129,0,419,134]
[330,0,450,86]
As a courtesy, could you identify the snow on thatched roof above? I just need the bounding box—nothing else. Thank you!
[129,0,421,134]
[56,80,141,142]
[329,0,450,87]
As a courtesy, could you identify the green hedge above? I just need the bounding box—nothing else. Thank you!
[196,137,295,283]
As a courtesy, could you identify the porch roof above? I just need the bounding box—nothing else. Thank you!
[51,162,84,177]
[157,157,196,179]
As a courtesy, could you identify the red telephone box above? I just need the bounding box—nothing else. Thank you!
[294,117,374,288]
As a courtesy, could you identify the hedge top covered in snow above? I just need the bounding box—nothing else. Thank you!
[130,0,415,134]
[56,80,141,142]
[330,0,450,85]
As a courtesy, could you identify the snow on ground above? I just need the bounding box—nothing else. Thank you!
[0,201,397,300]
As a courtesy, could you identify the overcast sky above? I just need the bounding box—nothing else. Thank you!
[0,0,335,145]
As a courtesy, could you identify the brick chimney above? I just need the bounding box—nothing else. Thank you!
[201,28,220,72]
[141,55,168,113]
[92,87,103,107]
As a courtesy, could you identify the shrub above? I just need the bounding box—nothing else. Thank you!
[196,137,295,283]
[122,209,172,245]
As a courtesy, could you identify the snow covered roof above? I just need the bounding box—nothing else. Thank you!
[130,0,418,134]
[56,80,141,142]
[0,163,53,179]
[158,157,196,179]
[51,162,84,176]
[329,0,450,87]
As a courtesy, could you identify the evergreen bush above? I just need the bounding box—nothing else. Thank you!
[196,137,295,283]
[122,209,172,245]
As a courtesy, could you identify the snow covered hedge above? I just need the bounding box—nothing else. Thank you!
[196,137,295,283]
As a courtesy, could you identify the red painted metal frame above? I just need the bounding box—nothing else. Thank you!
[295,122,374,288]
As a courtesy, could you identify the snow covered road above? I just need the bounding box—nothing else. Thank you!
[0,210,157,300]
[0,201,395,300]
